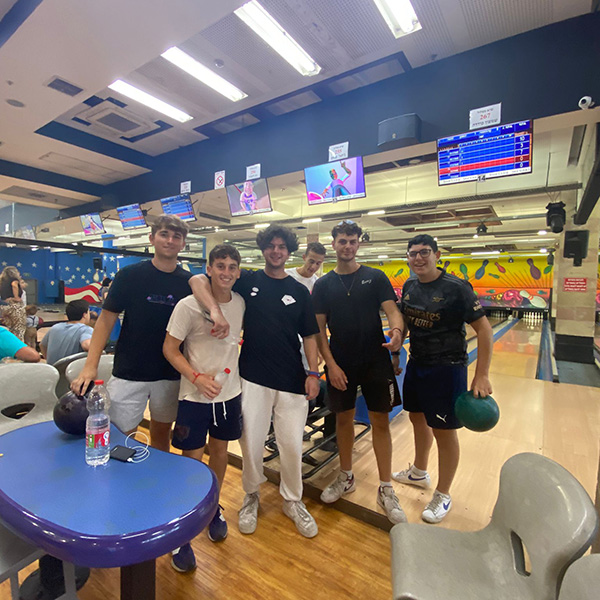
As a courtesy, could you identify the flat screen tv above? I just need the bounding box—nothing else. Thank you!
[225,178,272,217]
[15,225,36,240]
[79,213,105,236]
[304,156,366,205]
[160,194,196,222]
[437,120,532,185]
[117,203,147,230]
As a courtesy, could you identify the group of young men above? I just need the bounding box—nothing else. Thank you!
[71,213,493,573]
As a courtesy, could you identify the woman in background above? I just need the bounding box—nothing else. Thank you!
[0,266,27,340]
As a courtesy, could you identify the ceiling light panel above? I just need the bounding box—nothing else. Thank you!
[108,80,193,123]
[371,0,422,39]
[234,1,322,76]
[161,47,248,102]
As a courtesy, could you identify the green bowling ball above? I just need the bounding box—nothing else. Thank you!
[455,390,499,432]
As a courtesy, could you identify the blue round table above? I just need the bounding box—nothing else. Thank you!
[0,421,218,599]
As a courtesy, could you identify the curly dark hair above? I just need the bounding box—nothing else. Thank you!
[256,224,299,253]
[331,220,362,240]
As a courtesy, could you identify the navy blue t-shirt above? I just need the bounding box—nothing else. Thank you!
[400,269,485,366]
[234,270,319,395]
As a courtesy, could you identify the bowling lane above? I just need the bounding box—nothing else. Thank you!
[468,318,543,380]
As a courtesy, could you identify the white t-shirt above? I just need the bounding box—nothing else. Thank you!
[285,268,319,293]
[167,293,245,404]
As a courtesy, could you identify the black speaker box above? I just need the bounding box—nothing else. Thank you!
[563,230,589,266]
[378,114,422,149]
[93,257,103,270]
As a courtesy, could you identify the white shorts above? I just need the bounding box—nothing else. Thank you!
[107,377,180,433]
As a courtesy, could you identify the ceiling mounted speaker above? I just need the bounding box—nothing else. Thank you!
[378,113,421,149]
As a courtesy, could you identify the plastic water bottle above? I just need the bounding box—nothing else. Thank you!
[201,368,231,401]
[85,379,111,466]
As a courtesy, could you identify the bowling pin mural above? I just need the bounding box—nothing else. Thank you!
[459,263,469,281]
[543,265,553,275]
[526,258,541,280]
[494,262,506,274]
[475,259,489,280]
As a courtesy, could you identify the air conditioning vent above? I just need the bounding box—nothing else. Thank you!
[76,104,155,138]
[95,112,140,133]
[46,76,83,97]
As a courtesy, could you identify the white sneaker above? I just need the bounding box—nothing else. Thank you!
[392,464,431,489]
[422,490,452,524]
[320,472,356,504]
[283,500,318,538]
[238,492,260,534]
[377,486,407,524]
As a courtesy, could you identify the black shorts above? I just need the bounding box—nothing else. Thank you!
[326,360,401,414]
[171,395,243,450]
[402,361,467,430]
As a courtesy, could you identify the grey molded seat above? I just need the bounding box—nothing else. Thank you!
[65,354,114,386]
[558,554,600,600]
[53,352,89,398]
[0,363,59,435]
[390,452,599,600]
[0,523,78,599]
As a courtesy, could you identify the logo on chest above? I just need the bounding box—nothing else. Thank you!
[146,294,176,306]
[281,294,296,306]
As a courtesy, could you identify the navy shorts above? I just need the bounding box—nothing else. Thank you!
[172,394,242,451]
[402,361,467,430]
[326,360,401,414]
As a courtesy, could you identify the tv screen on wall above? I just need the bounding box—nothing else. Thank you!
[79,213,105,236]
[225,178,272,217]
[304,156,366,206]
[160,194,196,222]
[117,203,147,230]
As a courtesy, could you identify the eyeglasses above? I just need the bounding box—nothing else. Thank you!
[337,219,356,225]
[407,249,433,259]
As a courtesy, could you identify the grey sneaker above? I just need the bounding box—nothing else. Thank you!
[392,464,431,489]
[320,472,356,504]
[238,492,260,534]
[283,500,318,538]
[422,491,452,524]
[377,486,407,524]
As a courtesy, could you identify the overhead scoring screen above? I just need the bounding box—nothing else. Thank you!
[117,203,147,229]
[437,120,532,185]
[160,194,196,222]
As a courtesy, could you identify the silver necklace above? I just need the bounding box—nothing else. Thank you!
[336,269,358,296]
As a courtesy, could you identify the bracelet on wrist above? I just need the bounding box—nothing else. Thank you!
[391,327,402,334]
[307,371,320,379]
[191,372,203,383]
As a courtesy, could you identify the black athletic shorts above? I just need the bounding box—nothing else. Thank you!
[326,360,401,414]
[172,394,242,450]
[402,361,467,430]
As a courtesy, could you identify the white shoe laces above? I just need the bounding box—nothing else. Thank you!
[426,493,446,514]
[291,501,313,524]
[239,493,259,516]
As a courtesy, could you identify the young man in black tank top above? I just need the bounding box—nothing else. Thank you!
[393,234,493,523]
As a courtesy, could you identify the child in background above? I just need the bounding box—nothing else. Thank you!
[25,305,40,349]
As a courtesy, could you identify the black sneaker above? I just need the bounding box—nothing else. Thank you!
[208,505,228,542]
[171,543,196,573]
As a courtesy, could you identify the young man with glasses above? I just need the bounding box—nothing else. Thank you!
[393,234,493,523]
[312,220,407,525]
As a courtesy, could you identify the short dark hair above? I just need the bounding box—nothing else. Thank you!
[209,244,241,266]
[66,299,90,321]
[305,241,326,256]
[256,224,299,253]
[151,214,189,239]
[101,277,112,287]
[331,220,362,240]
[407,234,438,253]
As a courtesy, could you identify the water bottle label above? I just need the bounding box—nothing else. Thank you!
[86,430,110,449]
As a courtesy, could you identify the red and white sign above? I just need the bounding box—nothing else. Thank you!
[214,170,225,189]
[563,277,587,292]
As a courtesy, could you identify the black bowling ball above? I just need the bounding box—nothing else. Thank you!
[53,391,88,436]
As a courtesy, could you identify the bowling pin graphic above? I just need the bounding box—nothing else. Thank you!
[459,263,469,281]
[475,260,489,280]
[526,258,541,280]
[443,261,450,270]
[494,262,506,274]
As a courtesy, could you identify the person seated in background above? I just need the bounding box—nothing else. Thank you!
[40,300,93,365]
[0,325,40,362]
[99,277,112,303]
[25,305,40,349]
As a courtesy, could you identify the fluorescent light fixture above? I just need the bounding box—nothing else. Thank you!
[234,1,321,76]
[539,248,548,254]
[161,47,248,102]
[471,251,500,256]
[378,255,389,259]
[367,210,386,216]
[108,80,193,123]
[372,0,421,39]
[302,217,322,224]
[537,230,548,235]
[254,223,270,229]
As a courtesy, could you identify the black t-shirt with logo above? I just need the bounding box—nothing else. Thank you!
[312,265,397,368]
[400,269,485,366]
[233,270,319,395]
[103,260,192,381]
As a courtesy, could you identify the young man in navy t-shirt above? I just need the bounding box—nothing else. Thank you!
[393,234,493,523]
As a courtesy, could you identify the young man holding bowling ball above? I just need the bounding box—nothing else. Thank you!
[393,234,493,523]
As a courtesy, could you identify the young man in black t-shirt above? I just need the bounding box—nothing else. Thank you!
[189,225,321,539]
[312,221,407,525]
[71,216,191,456]
[393,234,493,524]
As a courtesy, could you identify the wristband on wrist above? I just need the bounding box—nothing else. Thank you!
[391,351,400,356]
[191,372,203,384]
[391,327,402,334]
[307,371,320,379]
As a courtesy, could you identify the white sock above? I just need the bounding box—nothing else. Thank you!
[380,481,393,489]
[341,469,353,480]
[435,489,451,499]
[411,465,427,476]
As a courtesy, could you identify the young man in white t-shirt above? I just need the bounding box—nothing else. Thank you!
[284,241,326,292]
[163,244,245,571]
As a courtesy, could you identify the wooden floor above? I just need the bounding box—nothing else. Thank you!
[0,465,392,600]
